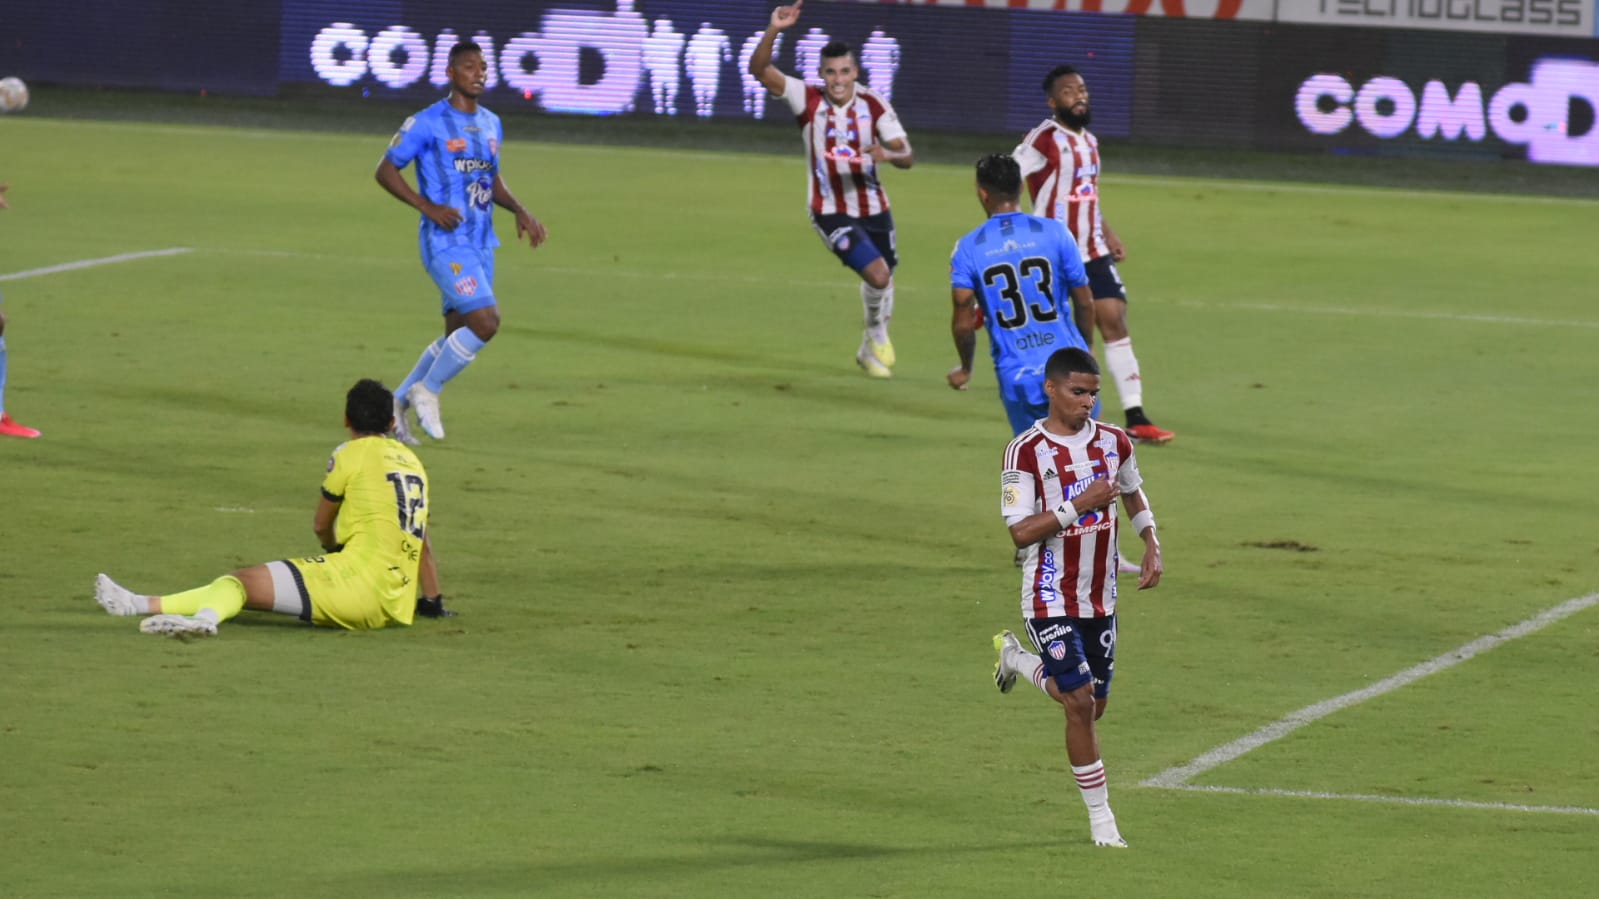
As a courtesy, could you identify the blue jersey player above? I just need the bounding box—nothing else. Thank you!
[948,154,1096,436]
[375,41,547,444]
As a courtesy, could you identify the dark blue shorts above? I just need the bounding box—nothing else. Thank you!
[1025,614,1117,700]
[810,211,897,274]
[1085,256,1128,302]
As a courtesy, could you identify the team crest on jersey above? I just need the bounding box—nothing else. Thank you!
[1047,640,1068,661]
[449,262,462,275]
[454,276,478,296]
[446,138,467,152]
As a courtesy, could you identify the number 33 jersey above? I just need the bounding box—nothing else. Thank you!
[321,435,430,597]
[950,211,1091,408]
[385,99,503,261]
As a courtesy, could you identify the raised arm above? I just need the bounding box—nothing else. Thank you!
[748,2,803,95]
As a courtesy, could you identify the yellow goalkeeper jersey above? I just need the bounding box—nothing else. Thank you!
[319,435,429,617]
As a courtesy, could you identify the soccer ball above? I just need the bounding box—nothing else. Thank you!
[0,77,29,114]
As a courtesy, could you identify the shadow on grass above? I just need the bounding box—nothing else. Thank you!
[264,836,1015,896]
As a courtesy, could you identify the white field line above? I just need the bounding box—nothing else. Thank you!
[1161,784,1599,817]
[1170,298,1599,330]
[1142,592,1599,806]
[0,247,193,282]
[1107,174,1599,207]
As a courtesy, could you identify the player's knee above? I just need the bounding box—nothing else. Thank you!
[467,309,500,342]
[1061,684,1097,723]
[861,263,892,291]
[1093,304,1128,340]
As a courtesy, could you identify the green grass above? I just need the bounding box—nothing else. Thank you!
[2,112,1597,898]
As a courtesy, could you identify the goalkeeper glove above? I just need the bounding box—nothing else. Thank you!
[415,595,456,618]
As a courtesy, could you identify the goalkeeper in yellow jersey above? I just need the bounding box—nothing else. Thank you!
[94,379,453,637]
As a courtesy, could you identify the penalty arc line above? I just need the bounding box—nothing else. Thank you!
[1142,591,1599,791]
[0,247,194,282]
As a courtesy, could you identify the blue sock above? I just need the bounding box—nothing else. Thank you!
[422,329,487,393]
[0,334,8,416]
[396,338,444,403]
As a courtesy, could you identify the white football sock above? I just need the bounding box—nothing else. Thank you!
[1103,337,1144,411]
[1072,759,1112,818]
[861,281,892,342]
[1004,643,1051,697]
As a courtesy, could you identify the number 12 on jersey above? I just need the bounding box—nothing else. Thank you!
[385,472,427,538]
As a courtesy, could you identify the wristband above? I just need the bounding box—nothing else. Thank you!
[1130,510,1156,534]
[1053,501,1078,529]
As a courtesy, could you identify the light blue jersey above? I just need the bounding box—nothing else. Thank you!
[385,99,503,263]
[950,211,1092,412]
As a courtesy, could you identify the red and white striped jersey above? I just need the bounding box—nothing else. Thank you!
[1013,118,1111,262]
[780,74,907,217]
[1001,419,1141,619]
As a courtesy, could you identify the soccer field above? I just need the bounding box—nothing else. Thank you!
[2,114,1597,898]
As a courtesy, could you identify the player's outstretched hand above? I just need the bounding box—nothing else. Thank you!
[771,0,803,31]
[947,366,971,391]
[425,202,464,231]
[516,210,548,248]
[1137,544,1163,590]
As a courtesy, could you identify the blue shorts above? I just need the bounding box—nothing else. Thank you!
[1001,392,1050,436]
[1025,614,1117,700]
[810,211,897,274]
[424,246,497,315]
[1000,390,1101,436]
[1085,256,1127,302]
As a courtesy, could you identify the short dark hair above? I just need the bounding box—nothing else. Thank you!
[1045,347,1099,382]
[975,154,1021,200]
[448,41,483,66]
[346,379,394,435]
[1042,64,1080,94]
[819,41,854,66]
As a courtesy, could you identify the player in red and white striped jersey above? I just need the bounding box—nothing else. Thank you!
[1014,66,1175,445]
[748,1,915,379]
[991,346,1162,848]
